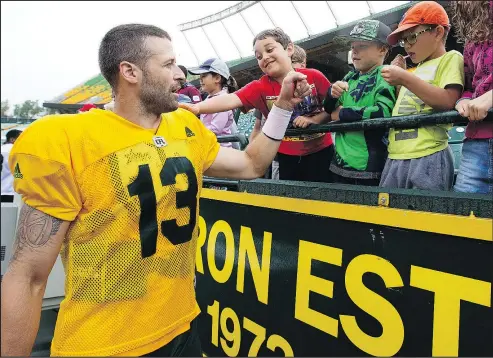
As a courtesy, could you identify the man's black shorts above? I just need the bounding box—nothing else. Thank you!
[142,318,202,357]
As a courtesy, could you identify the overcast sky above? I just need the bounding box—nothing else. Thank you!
[1,1,407,110]
[1,1,241,108]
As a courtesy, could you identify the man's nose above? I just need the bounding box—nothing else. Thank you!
[173,65,185,80]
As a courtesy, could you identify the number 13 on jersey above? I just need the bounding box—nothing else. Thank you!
[127,156,198,258]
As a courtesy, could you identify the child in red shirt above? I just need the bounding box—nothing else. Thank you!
[180,28,334,182]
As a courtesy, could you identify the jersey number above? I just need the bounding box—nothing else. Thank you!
[127,157,198,258]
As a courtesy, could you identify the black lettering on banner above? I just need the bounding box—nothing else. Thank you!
[128,157,198,258]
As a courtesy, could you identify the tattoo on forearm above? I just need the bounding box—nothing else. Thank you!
[10,204,63,263]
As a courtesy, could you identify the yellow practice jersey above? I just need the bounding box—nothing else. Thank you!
[9,108,220,356]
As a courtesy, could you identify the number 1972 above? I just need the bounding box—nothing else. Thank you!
[207,300,294,357]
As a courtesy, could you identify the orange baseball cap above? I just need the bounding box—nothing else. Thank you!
[387,1,450,46]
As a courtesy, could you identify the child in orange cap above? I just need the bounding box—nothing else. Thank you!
[379,1,464,191]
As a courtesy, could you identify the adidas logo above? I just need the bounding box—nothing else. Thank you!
[14,163,23,179]
[185,127,195,137]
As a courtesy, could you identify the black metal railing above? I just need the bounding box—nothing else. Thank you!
[203,177,240,191]
[284,109,493,136]
[216,110,493,146]
[217,133,249,149]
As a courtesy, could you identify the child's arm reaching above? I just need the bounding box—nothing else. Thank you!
[179,93,243,115]
[381,65,462,110]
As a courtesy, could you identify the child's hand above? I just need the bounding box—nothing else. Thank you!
[456,98,471,118]
[468,91,493,121]
[178,102,200,115]
[331,81,349,98]
[381,65,408,86]
[391,55,407,70]
[293,116,316,128]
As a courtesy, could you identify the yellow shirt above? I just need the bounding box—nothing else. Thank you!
[388,50,464,159]
[9,108,220,356]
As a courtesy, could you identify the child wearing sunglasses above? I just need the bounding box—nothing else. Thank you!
[379,1,464,191]
[452,0,493,194]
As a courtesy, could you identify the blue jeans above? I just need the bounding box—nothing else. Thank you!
[454,139,493,194]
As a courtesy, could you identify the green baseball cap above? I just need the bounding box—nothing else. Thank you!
[334,19,391,49]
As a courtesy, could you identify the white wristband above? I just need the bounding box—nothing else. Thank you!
[261,104,293,141]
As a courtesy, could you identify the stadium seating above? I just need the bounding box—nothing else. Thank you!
[236,110,256,138]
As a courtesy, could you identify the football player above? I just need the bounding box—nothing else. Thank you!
[1,24,310,357]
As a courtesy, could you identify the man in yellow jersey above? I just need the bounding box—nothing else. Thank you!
[0,24,311,357]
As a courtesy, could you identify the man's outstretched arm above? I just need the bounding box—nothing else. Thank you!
[1,204,70,357]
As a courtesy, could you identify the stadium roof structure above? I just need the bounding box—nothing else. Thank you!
[43,73,110,113]
[44,0,457,113]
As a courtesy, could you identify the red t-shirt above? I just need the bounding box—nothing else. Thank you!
[235,68,333,156]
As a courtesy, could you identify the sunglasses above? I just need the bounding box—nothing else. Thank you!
[398,27,433,47]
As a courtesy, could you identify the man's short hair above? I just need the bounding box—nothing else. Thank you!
[292,45,307,64]
[6,129,22,142]
[98,24,171,92]
[253,28,291,49]
[178,65,188,78]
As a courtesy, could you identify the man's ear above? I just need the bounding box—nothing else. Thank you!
[286,43,294,58]
[119,61,140,85]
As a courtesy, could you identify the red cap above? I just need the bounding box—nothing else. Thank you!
[79,103,97,112]
[387,1,450,46]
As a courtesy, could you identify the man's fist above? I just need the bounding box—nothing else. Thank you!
[276,71,311,111]
[381,65,408,86]
[331,81,349,99]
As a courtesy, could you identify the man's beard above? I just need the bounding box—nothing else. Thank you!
[140,70,178,116]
